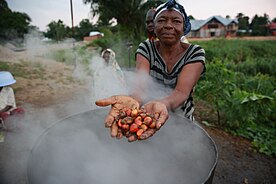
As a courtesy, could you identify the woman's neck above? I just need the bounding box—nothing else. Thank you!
[156,41,188,73]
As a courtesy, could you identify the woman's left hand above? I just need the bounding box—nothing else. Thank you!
[128,100,169,142]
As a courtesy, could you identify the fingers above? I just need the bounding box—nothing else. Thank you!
[116,129,123,139]
[104,115,114,127]
[128,135,137,142]
[111,122,118,137]
[95,96,117,107]
[139,129,156,140]
[156,111,168,129]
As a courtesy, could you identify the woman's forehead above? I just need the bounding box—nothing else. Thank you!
[156,9,183,19]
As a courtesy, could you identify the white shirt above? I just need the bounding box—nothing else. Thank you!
[0,87,16,111]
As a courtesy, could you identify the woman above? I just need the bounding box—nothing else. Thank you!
[101,49,126,85]
[96,0,205,142]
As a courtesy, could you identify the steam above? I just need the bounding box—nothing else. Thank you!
[27,110,217,184]
[89,55,128,105]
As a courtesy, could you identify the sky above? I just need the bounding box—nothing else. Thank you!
[6,0,276,32]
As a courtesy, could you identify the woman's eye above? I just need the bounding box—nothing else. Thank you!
[157,19,165,23]
[174,20,182,24]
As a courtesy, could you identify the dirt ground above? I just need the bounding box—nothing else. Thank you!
[0,41,275,184]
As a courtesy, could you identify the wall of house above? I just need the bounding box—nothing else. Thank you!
[83,35,103,42]
[188,19,238,38]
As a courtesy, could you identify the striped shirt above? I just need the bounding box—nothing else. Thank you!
[135,40,205,120]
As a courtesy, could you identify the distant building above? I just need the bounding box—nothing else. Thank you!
[187,15,239,38]
[83,31,104,42]
[266,22,276,36]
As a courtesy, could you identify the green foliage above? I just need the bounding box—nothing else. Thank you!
[49,49,76,65]
[74,19,97,41]
[250,14,270,36]
[195,40,276,156]
[83,0,165,39]
[193,39,276,63]
[236,13,250,30]
[44,20,69,41]
[0,0,31,40]
[0,60,45,79]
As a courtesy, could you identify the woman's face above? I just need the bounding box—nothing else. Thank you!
[154,10,184,44]
[103,52,111,64]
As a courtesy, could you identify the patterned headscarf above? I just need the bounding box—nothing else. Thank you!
[153,0,191,35]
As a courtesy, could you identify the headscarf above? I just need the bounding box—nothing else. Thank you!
[101,49,116,67]
[153,0,191,35]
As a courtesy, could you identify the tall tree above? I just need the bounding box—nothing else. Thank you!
[0,0,10,12]
[0,0,31,40]
[236,13,250,30]
[250,14,270,36]
[74,19,97,40]
[83,0,165,39]
[44,20,68,41]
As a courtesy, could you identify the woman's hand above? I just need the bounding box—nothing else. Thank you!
[127,100,169,142]
[95,95,140,137]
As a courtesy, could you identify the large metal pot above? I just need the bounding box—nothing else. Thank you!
[27,108,218,184]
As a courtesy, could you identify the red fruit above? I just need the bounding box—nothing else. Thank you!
[136,129,144,137]
[135,120,143,126]
[149,121,156,129]
[117,119,122,127]
[131,109,138,117]
[141,124,148,131]
[122,124,129,130]
[134,116,142,123]
[130,123,139,133]
[143,116,153,126]
[124,116,133,124]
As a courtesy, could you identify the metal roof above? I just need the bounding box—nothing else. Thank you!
[190,15,238,31]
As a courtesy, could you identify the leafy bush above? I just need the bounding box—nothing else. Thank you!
[194,39,276,156]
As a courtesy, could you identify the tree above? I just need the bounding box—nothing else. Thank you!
[188,15,195,20]
[0,0,10,12]
[236,13,250,30]
[0,0,31,40]
[44,20,68,41]
[74,19,97,40]
[250,14,270,36]
[83,0,165,40]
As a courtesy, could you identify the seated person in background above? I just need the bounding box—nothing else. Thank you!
[0,71,24,124]
[91,49,127,106]
[100,48,127,90]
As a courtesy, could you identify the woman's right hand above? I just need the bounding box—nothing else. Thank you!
[95,95,140,137]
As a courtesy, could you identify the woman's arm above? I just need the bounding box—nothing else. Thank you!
[159,62,204,111]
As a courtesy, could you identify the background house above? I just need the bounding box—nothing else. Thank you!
[266,22,276,36]
[83,31,104,42]
[187,16,239,38]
